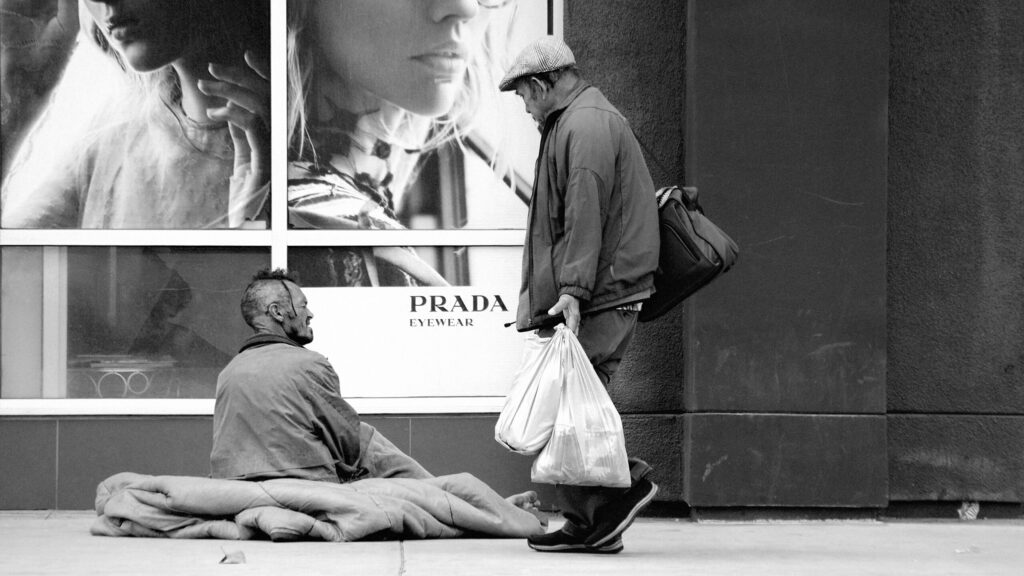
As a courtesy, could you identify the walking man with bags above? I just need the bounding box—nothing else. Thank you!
[500,36,661,554]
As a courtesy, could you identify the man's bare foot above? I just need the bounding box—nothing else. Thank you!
[507,490,549,529]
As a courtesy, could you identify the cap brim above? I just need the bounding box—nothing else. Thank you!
[498,74,525,92]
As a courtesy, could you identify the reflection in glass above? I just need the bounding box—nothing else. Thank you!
[289,246,522,288]
[0,246,269,399]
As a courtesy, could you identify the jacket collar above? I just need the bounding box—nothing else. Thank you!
[239,333,301,353]
[542,79,591,131]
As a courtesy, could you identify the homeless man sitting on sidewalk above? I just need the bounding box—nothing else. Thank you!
[210,267,430,484]
[89,268,545,541]
[210,268,544,505]
[500,37,661,554]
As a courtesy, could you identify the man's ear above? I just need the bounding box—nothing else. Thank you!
[530,77,548,100]
[266,302,284,322]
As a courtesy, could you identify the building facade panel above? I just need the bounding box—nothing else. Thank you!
[888,0,1024,415]
[0,419,57,509]
[889,415,1024,502]
[57,417,213,509]
[685,0,889,415]
[685,413,888,507]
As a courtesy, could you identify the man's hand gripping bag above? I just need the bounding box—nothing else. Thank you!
[530,326,630,488]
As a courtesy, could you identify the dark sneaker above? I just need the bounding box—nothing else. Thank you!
[585,478,659,548]
[528,528,624,554]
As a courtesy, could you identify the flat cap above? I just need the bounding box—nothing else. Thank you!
[498,36,576,91]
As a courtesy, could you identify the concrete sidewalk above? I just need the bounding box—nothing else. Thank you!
[2,511,1021,576]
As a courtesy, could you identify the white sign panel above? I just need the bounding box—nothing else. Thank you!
[305,286,526,399]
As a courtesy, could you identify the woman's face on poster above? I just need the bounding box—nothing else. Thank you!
[84,0,196,72]
[312,0,491,117]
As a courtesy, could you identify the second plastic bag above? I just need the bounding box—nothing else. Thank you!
[530,325,631,488]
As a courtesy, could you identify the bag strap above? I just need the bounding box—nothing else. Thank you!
[656,185,704,213]
[655,186,676,208]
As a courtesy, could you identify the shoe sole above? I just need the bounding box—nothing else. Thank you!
[528,541,624,554]
[587,482,659,548]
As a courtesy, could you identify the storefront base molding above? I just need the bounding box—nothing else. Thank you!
[888,414,1024,502]
[5,414,1021,514]
[0,414,686,510]
[684,413,889,507]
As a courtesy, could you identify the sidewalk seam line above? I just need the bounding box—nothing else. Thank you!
[398,540,407,575]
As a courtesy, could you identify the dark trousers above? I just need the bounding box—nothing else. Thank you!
[554,307,652,535]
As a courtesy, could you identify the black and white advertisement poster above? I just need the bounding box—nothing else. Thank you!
[292,0,551,401]
[1,1,557,405]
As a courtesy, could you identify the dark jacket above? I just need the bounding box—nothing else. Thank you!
[211,334,363,483]
[516,81,660,331]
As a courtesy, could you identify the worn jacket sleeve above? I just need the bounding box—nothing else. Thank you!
[557,114,616,301]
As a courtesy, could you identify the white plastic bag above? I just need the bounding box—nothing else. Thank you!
[530,326,631,487]
[494,330,562,454]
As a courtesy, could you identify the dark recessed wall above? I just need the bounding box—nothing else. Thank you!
[680,0,889,506]
[889,0,1024,415]
[888,0,1024,502]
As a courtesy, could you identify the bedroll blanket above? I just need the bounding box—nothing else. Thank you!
[92,472,544,542]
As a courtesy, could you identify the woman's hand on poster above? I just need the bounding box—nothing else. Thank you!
[199,51,270,227]
[549,294,581,334]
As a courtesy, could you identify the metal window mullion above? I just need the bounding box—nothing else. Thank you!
[270,0,288,270]
[41,246,68,399]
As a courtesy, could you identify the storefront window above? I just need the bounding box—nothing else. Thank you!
[0,1,560,415]
[1,247,269,399]
[0,2,271,230]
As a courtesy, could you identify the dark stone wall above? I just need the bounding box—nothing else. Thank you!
[888,0,1024,501]
[889,0,1024,414]
[680,0,889,506]
[685,414,888,506]
[889,415,1023,501]
[563,3,689,416]
[687,0,888,415]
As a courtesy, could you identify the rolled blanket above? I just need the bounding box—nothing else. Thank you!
[93,472,543,542]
